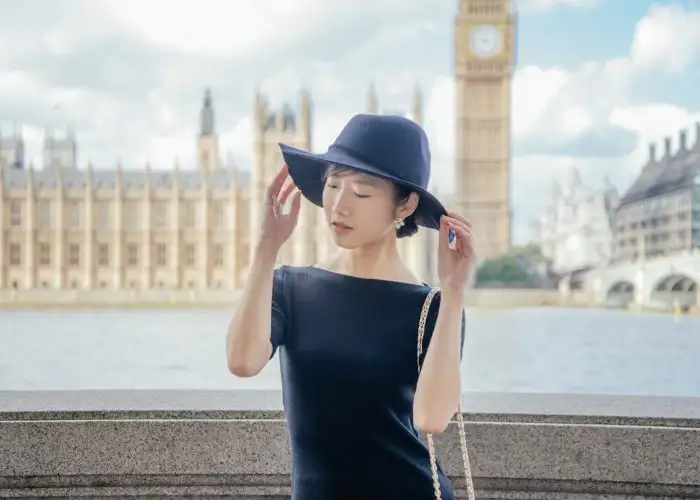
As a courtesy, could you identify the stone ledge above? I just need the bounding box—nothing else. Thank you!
[2,391,700,498]
[2,477,699,499]
[3,390,700,427]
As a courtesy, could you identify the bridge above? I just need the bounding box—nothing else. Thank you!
[2,390,700,498]
[584,251,700,310]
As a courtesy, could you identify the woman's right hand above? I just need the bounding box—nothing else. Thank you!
[258,164,302,254]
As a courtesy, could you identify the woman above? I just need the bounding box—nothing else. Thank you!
[226,113,475,500]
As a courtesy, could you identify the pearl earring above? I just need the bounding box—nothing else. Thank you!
[394,218,405,230]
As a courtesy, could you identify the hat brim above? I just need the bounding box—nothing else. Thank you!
[279,143,446,230]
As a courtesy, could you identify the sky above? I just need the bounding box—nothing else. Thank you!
[0,0,699,244]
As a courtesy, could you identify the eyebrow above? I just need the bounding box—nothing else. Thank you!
[353,177,381,187]
[328,171,381,187]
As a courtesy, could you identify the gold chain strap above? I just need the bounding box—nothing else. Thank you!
[417,288,476,500]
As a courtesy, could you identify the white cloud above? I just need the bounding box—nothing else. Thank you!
[512,66,569,135]
[0,71,43,100]
[516,0,600,14]
[422,76,454,192]
[220,116,255,169]
[630,4,700,73]
[611,103,700,157]
[103,0,318,58]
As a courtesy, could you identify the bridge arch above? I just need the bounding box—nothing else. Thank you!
[606,280,635,308]
[650,274,697,309]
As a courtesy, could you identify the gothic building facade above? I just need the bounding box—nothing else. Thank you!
[531,167,620,275]
[0,87,432,290]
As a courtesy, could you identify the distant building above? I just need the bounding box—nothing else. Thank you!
[44,129,78,171]
[0,127,25,170]
[613,124,700,262]
[0,87,431,290]
[531,167,619,275]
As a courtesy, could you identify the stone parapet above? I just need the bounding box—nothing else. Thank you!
[2,390,700,498]
[0,288,576,309]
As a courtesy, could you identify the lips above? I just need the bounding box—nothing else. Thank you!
[332,221,352,230]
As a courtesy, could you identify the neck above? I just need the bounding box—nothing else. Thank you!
[329,235,417,283]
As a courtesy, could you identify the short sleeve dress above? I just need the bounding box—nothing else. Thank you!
[270,265,467,500]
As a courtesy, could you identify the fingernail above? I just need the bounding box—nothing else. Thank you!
[448,228,456,249]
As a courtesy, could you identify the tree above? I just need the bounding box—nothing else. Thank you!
[475,255,533,287]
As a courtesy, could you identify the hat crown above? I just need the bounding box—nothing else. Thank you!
[328,114,431,189]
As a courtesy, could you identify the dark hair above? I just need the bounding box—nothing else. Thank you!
[324,165,419,239]
[393,184,419,238]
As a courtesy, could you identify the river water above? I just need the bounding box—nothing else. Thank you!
[2,307,699,396]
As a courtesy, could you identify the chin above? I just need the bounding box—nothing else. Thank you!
[333,240,361,250]
[329,233,360,249]
[327,226,362,249]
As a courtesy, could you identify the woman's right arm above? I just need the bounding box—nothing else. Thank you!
[226,165,301,378]
[225,242,278,377]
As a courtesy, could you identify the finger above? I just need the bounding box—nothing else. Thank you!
[445,219,473,250]
[448,224,475,258]
[438,215,449,252]
[265,164,290,201]
[288,190,302,219]
[444,215,471,234]
[278,180,297,206]
[447,211,471,227]
[446,211,472,228]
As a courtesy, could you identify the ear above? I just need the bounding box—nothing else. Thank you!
[395,192,419,219]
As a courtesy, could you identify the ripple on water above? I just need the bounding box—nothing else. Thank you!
[1,307,699,396]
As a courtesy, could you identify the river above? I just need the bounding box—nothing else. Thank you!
[2,307,699,396]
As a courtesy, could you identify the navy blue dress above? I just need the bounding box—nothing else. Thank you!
[270,265,466,500]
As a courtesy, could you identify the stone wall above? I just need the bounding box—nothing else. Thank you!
[0,287,241,307]
[464,288,588,308]
[0,288,581,309]
[2,390,700,498]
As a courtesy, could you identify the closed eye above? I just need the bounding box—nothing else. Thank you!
[327,183,370,198]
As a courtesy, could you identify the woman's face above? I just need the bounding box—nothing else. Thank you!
[321,167,414,248]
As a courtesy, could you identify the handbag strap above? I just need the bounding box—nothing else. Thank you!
[417,288,476,500]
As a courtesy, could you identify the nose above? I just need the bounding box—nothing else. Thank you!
[331,185,352,216]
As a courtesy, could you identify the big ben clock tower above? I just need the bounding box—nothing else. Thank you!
[454,0,516,261]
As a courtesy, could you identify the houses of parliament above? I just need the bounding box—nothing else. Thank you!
[0,87,436,291]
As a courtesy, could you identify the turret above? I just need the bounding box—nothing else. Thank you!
[144,162,152,191]
[85,162,93,190]
[115,159,123,191]
[253,88,269,138]
[173,157,180,189]
[275,107,286,131]
[26,162,35,193]
[197,88,220,172]
[663,136,672,157]
[412,84,423,125]
[200,88,215,136]
[298,88,312,147]
[366,84,378,114]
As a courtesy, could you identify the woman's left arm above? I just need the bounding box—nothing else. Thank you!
[413,211,474,435]
[413,289,464,435]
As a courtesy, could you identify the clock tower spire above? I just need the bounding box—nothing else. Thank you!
[453,0,517,261]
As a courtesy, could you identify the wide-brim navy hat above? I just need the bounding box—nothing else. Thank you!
[279,113,446,230]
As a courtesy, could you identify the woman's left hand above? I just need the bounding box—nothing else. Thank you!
[437,212,476,294]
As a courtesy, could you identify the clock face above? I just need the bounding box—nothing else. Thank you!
[469,24,503,59]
